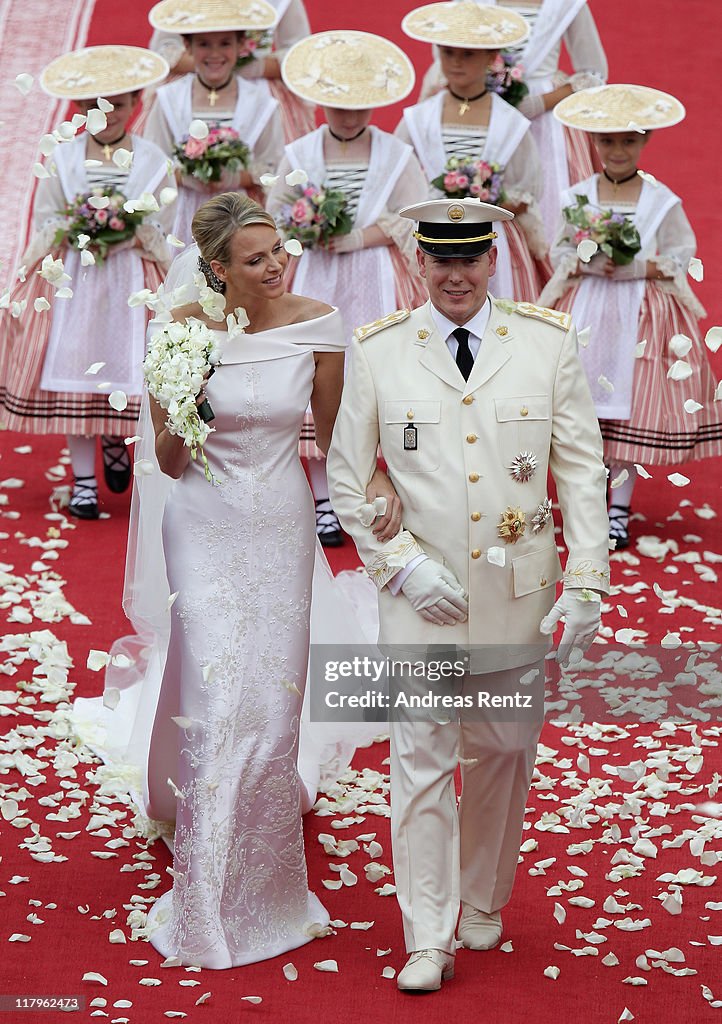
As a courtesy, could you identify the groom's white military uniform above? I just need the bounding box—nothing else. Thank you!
[327,199,610,991]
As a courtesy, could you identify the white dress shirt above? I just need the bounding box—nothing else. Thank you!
[387,297,492,595]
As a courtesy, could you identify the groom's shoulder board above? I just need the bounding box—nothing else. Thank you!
[514,302,572,332]
[354,308,411,342]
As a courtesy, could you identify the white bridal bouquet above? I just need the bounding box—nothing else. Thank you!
[143,317,223,482]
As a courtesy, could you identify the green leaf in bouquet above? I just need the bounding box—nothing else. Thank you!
[600,242,613,259]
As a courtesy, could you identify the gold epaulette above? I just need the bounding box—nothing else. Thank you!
[515,302,572,331]
[354,308,410,342]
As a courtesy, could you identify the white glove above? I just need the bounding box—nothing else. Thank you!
[401,559,469,625]
[539,589,602,667]
[570,70,605,92]
[329,228,364,254]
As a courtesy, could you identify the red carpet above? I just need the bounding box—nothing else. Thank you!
[2,2,722,1022]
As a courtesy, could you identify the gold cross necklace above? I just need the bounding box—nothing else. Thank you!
[99,132,128,161]
[448,86,488,118]
[197,72,235,108]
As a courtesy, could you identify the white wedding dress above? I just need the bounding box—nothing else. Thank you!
[73,308,380,969]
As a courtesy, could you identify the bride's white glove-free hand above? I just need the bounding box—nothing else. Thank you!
[539,589,602,667]
[401,560,469,625]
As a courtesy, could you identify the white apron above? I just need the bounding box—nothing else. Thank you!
[287,126,414,336]
[566,176,680,419]
[40,135,167,395]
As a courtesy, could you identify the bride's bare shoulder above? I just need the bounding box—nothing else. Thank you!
[171,302,206,323]
[285,295,335,324]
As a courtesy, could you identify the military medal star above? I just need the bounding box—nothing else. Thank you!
[509,450,538,483]
[532,497,553,533]
[498,506,526,544]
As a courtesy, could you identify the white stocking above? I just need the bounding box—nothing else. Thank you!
[66,435,97,482]
[307,456,329,501]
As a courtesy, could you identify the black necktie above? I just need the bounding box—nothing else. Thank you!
[453,327,474,381]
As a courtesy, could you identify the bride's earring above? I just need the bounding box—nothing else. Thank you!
[197,255,226,294]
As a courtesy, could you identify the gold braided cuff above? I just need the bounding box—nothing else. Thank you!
[414,230,498,245]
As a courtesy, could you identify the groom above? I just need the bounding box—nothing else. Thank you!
[327,199,609,992]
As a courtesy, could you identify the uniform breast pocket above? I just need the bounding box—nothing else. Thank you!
[494,395,551,464]
[383,400,441,473]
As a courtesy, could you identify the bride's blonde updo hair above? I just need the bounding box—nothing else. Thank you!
[192,193,278,293]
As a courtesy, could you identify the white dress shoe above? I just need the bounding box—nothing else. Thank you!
[457,903,503,950]
[397,948,455,992]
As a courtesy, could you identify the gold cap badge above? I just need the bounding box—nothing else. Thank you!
[447,204,465,222]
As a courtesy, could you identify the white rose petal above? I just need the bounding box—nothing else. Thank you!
[85,362,106,375]
[610,468,629,490]
[260,173,280,187]
[667,472,690,487]
[597,375,614,393]
[109,390,128,412]
[108,929,126,943]
[313,960,338,973]
[134,459,154,477]
[553,903,566,924]
[634,463,652,479]
[684,399,703,414]
[87,650,110,671]
[188,119,209,140]
[112,148,133,170]
[103,688,120,710]
[34,298,51,313]
[487,546,506,567]
[241,997,262,1004]
[33,162,51,179]
[285,168,309,186]
[634,339,647,358]
[669,333,692,358]
[39,134,57,156]
[14,73,33,95]
[284,239,303,256]
[544,966,561,980]
[282,963,298,981]
[705,327,722,353]
[82,972,108,985]
[667,360,693,381]
[618,1010,635,1022]
[167,234,186,248]
[85,108,108,135]
[9,934,32,942]
[577,326,591,348]
[88,195,110,210]
[160,187,178,206]
[576,239,598,263]
[81,249,96,267]
[688,257,704,282]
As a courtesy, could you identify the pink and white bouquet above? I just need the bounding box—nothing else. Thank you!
[54,188,144,264]
[277,182,353,249]
[486,51,529,108]
[236,29,273,67]
[432,156,506,203]
[173,124,249,184]
[563,195,642,266]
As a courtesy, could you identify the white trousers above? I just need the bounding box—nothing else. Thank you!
[389,663,546,954]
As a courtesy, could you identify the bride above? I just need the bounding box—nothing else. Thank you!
[75,193,399,969]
